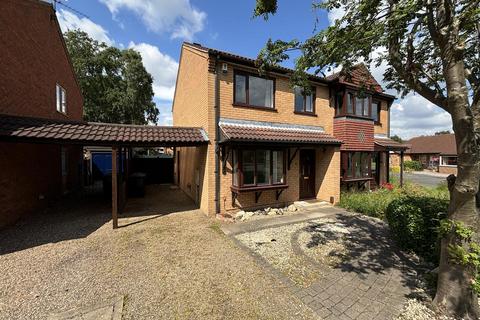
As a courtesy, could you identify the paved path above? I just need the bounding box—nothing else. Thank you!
[228,209,428,320]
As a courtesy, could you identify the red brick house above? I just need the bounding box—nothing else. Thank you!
[0,0,84,227]
[406,134,457,175]
[173,43,408,217]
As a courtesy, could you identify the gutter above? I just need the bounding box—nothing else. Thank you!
[214,55,221,215]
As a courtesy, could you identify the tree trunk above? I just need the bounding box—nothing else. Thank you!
[433,58,480,319]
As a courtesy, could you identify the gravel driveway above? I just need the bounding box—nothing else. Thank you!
[0,185,316,320]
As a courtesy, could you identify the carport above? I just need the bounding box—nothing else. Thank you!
[0,114,209,229]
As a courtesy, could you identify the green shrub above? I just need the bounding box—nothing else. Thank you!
[385,196,448,263]
[339,188,399,219]
[404,160,423,171]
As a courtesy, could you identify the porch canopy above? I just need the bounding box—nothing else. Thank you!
[374,137,410,186]
[0,113,209,228]
[219,118,342,146]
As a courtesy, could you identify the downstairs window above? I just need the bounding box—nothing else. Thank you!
[342,152,371,180]
[232,149,286,187]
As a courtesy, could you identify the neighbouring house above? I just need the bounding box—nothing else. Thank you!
[172,42,408,217]
[406,134,457,175]
[0,0,208,229]
[0,0,84,227]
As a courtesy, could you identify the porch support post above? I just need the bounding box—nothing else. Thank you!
[112,146,118,229]
[400,150,404,188]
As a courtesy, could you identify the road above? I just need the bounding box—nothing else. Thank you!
[395,172,447,188]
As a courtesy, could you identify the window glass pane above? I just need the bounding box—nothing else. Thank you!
[347,93,354,114]
[347,153,353,177]
[61,88,66,113]
[353,152,362,178]
[355,97,363,116]
[256,150,270,185]
[56,85,61,112]
[249,76,273,108]
[233,150,239,186]
[235,74,246,104]
[363,98,369,116]
[294,87,304,112]
[305,94,313,112]
[272,150,284,184]
[442,156,457,166]
[371,153,377,172]
[372,102,379,122]
[335,92,343,115]
[242,150,255,185]
[362,153,370,177]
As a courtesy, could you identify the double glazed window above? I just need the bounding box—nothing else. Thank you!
[234,72,274,109]
[440,156,458,166]
[232,149,285,187]
[342,152,371,180]
[335,91,381,124]
[56,84,67,114]
[294,87,315,114]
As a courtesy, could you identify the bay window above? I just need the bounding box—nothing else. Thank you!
[232,149,286,188]
[234,71,274,109]
[334,90,375,119]
[294,87,315,114]
[342,152,371,180]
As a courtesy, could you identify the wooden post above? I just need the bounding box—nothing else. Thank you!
[112,146,118,229]
[400,150,404,188]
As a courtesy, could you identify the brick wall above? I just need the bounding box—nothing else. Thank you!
[0,0,84,227]
[333,118,375,151]
[374,100,390,135]
[172,44,212,214]
[0,0,83,120]
[439,166,457,175]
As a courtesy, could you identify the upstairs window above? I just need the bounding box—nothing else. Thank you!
[372,100,381,123]
[294,87,315,114]
[56,84,67,114]
[234,72,274,109]
[336,91,373,119]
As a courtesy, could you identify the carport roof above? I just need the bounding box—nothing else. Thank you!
[0,114,209,146]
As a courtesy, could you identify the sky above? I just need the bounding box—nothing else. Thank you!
[53,0,453,139]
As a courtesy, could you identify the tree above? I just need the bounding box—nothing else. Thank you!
[253,0,480,318]
[64,30,158,124]
[435,130,452,135]
[390,134,404,143]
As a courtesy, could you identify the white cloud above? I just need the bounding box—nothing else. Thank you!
[390,93,452,139]
[129,42,178,102]
[327,7,346,25]
[56,9,114,45]
[155,101,173,126]
[99,0,206,41]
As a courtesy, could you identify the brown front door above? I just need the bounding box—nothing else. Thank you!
[299,149,316,199]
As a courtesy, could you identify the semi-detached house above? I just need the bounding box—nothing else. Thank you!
[173,42,408,217]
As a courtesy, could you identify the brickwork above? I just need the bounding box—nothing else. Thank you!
[0,0,84,228]
[0,0,83,120]
[333,118,375,151]
[374,100,390,135]
[439,165,457,175]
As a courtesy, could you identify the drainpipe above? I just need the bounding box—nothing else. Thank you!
[214,55,221,215]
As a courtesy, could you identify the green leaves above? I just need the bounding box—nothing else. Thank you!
[64,30,158,125]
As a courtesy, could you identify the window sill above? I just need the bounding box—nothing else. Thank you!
[341,177,373,182]
[232,103,277,112]
[334,114,374,121]
[231,184,288,193]
[294,111,317,117]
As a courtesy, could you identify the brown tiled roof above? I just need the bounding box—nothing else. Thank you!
[374,137,410,150]
[406,134,456,155]
[185,42,329,84]
[0,114,208,146]
[327,63,386,95]
[219,119,342,145]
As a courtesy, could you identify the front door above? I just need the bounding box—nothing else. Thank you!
[299,149,316,199]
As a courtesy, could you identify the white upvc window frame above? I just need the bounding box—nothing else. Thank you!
[439,155,458,167]
[56,84,67,114]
